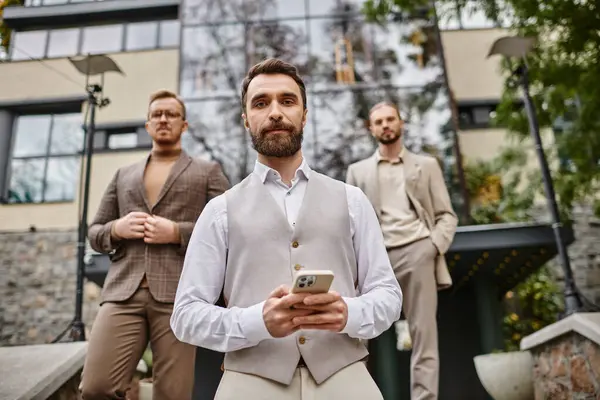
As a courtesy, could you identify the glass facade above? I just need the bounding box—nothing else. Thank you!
[178,0,458,205]
[8,113,83,203]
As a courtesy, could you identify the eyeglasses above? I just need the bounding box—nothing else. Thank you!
[150,110,183,121]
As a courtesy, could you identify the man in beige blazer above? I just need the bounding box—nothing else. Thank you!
[346,102,457,400]
[81,90,230,400]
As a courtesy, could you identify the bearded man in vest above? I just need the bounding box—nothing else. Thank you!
[171,59,403,399]
[82,90,230,400]
[346,102,458,400]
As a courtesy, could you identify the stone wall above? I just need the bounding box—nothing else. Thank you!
[563,207,600,306]
[0,229,100,346]
[531,332,600,399]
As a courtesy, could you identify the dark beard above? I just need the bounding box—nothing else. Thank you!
[377,131,401,145]
[250,122,303,157]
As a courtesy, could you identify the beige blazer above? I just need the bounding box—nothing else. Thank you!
[346,149,458,290]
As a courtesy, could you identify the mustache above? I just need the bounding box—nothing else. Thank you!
[260,121,294,135]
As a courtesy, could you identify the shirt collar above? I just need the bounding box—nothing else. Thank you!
[253,158,311,183]
[375,147,404,164]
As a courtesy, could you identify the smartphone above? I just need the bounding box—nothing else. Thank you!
[291,270,335,294]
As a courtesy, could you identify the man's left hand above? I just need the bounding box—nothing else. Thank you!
[144,215,179,244]
[291,291,348,332]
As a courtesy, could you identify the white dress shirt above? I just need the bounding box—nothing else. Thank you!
[171,159,403,353]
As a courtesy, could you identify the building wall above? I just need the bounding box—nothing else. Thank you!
[0,48,180,232]
[440,28,507,102]
[0,49,180,125]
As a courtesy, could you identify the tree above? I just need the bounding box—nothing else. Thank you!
[0,0,24,57]
[363,0,600,219]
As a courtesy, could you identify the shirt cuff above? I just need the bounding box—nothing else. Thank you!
[340,297,362,337]
[241,301,272,344]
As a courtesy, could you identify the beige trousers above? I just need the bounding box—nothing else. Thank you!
[214,361,382,400]
[389,237,439,400]
[80,288,195,400]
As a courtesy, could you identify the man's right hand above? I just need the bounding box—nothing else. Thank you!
[263,285,314,338]
[112,211,150,240]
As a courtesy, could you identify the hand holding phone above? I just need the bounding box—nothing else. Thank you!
[290,270,348,332]
[290,270,335,294]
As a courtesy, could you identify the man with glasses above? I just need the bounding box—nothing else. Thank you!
[81,90,230,400]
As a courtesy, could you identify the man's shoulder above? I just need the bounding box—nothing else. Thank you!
[112,157,146,179]
[406,149,437,163]
[347,156,373,171]
[188,155,218,168]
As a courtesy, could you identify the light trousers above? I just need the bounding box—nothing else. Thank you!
[214,361,383,400]
[389,237,439,400]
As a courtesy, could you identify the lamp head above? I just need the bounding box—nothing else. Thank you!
[487,36,536,59]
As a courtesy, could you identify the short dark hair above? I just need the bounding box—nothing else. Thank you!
[241,58,307,111]
[148,89,187,120]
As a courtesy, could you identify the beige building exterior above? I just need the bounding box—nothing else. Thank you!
[0,49,179,232]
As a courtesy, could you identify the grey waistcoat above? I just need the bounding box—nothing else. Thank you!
[223,171,369,385]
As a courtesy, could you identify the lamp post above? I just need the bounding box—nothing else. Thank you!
[52,54,123,342]
[487,36,583,316]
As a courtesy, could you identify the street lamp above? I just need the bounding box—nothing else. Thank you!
[487,36,583,316]
[53,54,124,342]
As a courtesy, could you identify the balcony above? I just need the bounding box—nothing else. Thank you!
[4,0,180,30]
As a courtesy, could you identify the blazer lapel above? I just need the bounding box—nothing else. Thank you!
[364,154,382,217]
[135,155,152,212]
[152,151,192,210]
[402,150,421,200]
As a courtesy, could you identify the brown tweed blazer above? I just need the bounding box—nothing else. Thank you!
[88,150,230,304]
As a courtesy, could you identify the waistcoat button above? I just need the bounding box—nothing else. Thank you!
[292,241,299,248]
[294,264,302,271]
[299,336,306,345]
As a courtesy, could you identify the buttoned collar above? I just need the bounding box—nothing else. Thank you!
[254,158,311,184]
[375,146,404,164]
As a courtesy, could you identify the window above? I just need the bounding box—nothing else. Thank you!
[457,103,499,130]
[10,19,180,61]
[126,22,158,51]
[81,24,124,55]
[93,125,150,151]
[47,28,80,58]
[8,113,83,204]
[159,20,181,48]
[11,31,48,61]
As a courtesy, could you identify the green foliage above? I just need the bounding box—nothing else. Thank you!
[462,150,564,352]
[502,267,564,352]
[0,0,24,53]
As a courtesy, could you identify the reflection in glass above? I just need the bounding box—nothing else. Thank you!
[47,28,80,58]
[8,158,45,203]
[159,20,181,47]
[247,20,309,75]
[81,24,124,55]
[183,99,249,182]
[12,115,52,158]
[11,31,48,61]
[308,17,377,88]
[44,157,79,202]
[182,0,268,25]
[262,0,307,19]
[181,25,246,98]
[126,22,158,51]
[49,113,84,155]
[177,0,456,195]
